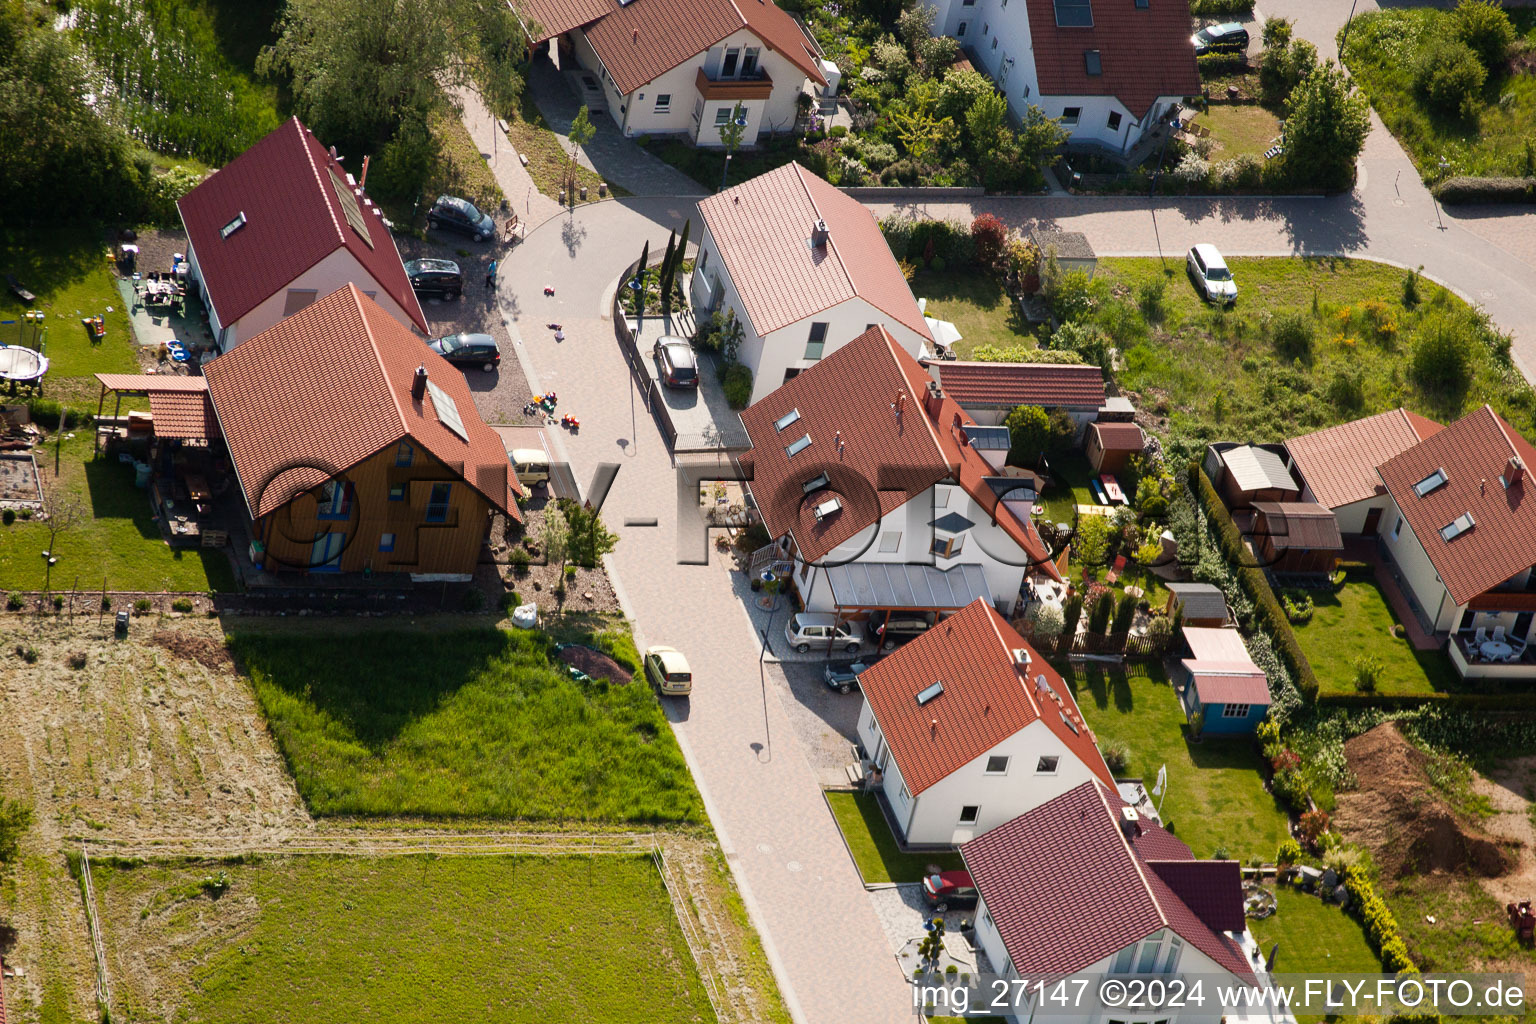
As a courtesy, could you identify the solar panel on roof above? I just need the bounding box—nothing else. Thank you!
[328,168,375,249]
[426,380,468,442]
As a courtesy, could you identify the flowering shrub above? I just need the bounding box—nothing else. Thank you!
[1299,808,1331,848]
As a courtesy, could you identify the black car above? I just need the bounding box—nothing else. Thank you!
[823,658,876,694]
[427,195,496,241]
[867,612,936,651]
[1191,22,1249,56]
[922,871,979,911]
[429,332,501,372]
[405,258,462,300]
[653,336,699,388]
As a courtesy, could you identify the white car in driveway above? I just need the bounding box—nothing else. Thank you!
[644,646,693,696]
[1187,243,1238,305]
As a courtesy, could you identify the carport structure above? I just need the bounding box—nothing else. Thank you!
[93,373,220,452]
[821,562,992,633]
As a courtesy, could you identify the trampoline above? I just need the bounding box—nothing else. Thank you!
[0,344,48,384]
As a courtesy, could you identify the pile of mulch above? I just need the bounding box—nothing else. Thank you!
[1335,723,1512,879]
[148,630,234,673]
[557,645,632,684]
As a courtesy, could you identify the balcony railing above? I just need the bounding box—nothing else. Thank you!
[695,66,773,101]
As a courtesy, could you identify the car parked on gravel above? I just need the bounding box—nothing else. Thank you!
[653,336,699,388]
[922,870,979,911]
[822,657,877,694]
[405,258,462,300]
[427,195,496,241]
[428,332,501,372]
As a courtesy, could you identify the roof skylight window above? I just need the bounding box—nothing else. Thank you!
[1085,50,1102,74]
[802,472,830,495]
[1054,0,1093,26]
[916,680,945,705]
[774,409,801,432]
[1439,512,1475,542]
[220,211,247,239]
[1414,468,1449,497]
[785,434,812,458]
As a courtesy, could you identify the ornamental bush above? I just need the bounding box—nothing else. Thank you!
[970,213,1008,268]
[1413,37,1486,119]
[1450,0,1516,71]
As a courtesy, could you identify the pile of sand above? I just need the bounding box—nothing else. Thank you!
[1335,723,1513,879]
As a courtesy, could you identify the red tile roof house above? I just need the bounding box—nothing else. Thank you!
[925,360,1107,437]
[1373,405,1536,679]
[856,598,1114,847]
[962,781,1258,1016]
[177,117,429,355]
[923,0,1200,160]
[693,163,934,406]
[513,0,826,147]
[202,285,519,579]
[739,325,1060,624]
[1283,408,1443,536]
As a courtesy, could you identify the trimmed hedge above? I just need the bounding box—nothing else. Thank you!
[1433,176,1536,205]
[1342,863,1417,973]
[1191,462,1322,701]
[1197,52,1250,77]
[1190,0,1255,13]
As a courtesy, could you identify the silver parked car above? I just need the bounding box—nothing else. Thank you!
[1187,243,1238,305]
[784,612,861,655]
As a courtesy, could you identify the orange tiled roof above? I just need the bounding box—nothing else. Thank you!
[1285,408,1442,510]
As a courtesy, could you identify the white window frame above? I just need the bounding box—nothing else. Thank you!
[715,106,733,125]
[931,533,965,558]
[1222,703,1251,718]
[958,804,980,825]
[879,531,902,553]
[1392,515,1403,540]
[984,755,1009,775]
[1062,107,1082,126]
[654,93,671,113]
[1035,755,1060,774]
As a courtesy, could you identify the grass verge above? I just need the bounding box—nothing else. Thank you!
[232,624,704,822]
[1064,662,1290,862]
[505,93,631,204]
[1290,580,1460,695]
[93,854,716,1024]
[824,790,963,885]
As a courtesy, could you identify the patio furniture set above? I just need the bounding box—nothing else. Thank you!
[1460,626,1528,664]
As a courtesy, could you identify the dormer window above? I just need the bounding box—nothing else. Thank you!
[1439,512,1475,542]
[785,434,812,458]
[774,408,801,432]
[1414,468,1449,497]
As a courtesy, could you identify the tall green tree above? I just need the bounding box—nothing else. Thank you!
[0,0,140,225]
[1004,404,1052,467]
[1281,61,1371,190]
[658,230,677,316]
[260,0,526,197]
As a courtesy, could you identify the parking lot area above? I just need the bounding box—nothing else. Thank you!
[772,658,866,789]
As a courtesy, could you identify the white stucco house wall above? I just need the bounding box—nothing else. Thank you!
[853,599,1114,847]
[925,0,1201,157]
[695,162,933,406]
[517,0,826,146]
[963,781,1270,1024]
[739,326,1061,626]
[176,117,428,355]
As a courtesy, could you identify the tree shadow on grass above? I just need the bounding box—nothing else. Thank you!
[0,227,113,315]
[82,454,161,540]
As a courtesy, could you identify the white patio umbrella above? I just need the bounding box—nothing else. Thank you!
[924,316,963,349]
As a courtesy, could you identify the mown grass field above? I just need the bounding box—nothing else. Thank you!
[94,854,717,1024]
[824,791,964,884]
[906,268,1027,359]
[1064,662,1291,863]
[1200,104,1284,162]
[1290,580,1461,696]
[504,93,631,205]
[1342,8,1536,180]
[233,624,704,822]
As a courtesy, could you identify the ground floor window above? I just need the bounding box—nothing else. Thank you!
[1222,703,1251,718]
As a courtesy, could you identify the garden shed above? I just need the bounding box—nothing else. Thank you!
[1178,627,1270,736]
[1031,230,1097,278]
[1086,421,1144,474]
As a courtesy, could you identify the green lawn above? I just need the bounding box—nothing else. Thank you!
[1098,256,1535,451]
[1250,886,1382,974]
[0,432,235,592]
[0,229,140,405]
[94,854,715,1024]
[1385,871,1536,974]
[1343,8,1536,181]
[1200,104,1283,162]
[907,268,1032,359]
[1037,451,1097,524]
[1064,663,1290,862]
[1291,580,1460,695]
[824,790,964,884]
[232,624,704,822]
[503,92,632,205]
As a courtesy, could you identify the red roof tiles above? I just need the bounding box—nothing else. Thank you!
[1187,668,1271,706]
[1285,408,1443,510]
[698,163,928,339]
[1091,421,1145,451]
[1378,405,1536,605]
[1024,0,1200,118]
[931,360,1105,409]
[857,599,1113,794]
[177,118,428,336]
[552,0,824,95]
[963,781,1254,980]
[739,326,1056,577]
[93,373,219,439]
[203,285,519,521]
[1146,860,1247,933]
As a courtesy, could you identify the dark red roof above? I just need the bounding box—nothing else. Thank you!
[1091,421,1146,451]
[1024,0,1200,118]
[857,599,1112,794]
[962,781,1255,981]
[203,285,519,521]
[932,361,1105,410]
[178,117,428,335]
[739,327,1057,578]
[1377,405,1536,605]
[1147,860,1247,933]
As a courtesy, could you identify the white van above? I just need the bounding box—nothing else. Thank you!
[784,612,862,654]
[510,449,550,487]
